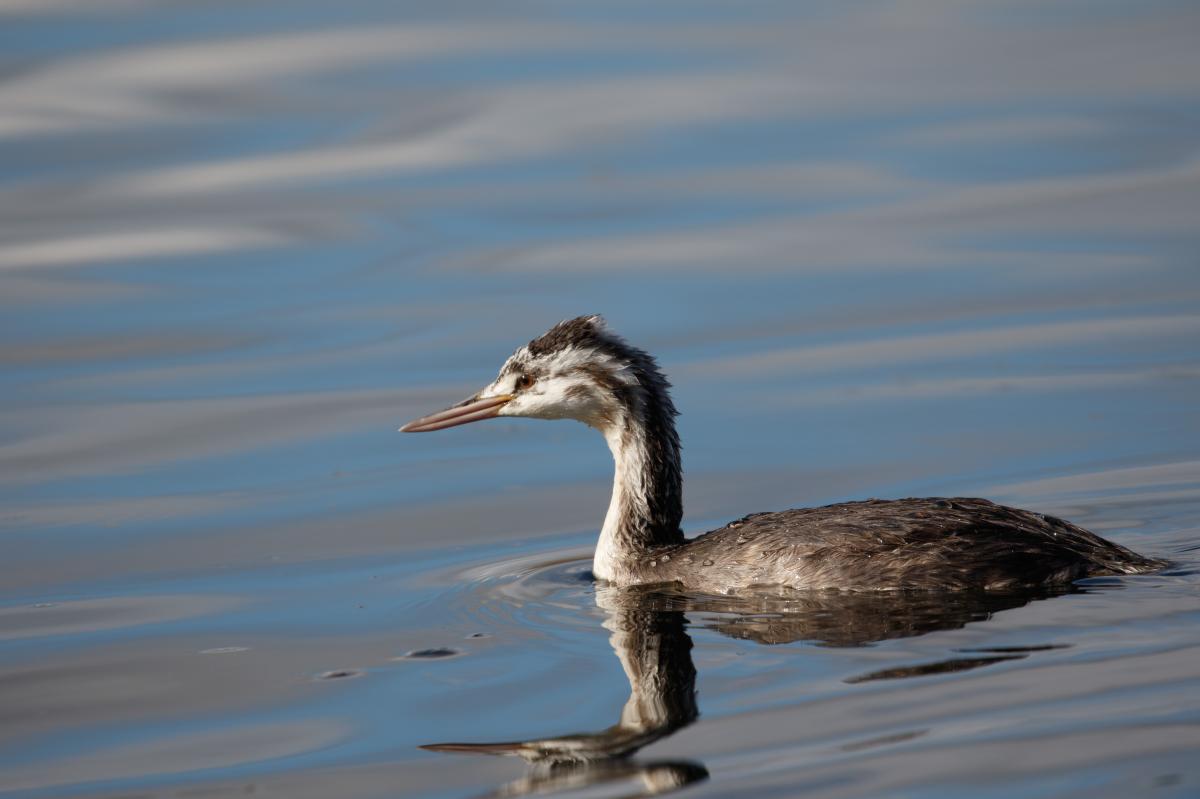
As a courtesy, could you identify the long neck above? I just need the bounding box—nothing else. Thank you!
[593,391,684,581]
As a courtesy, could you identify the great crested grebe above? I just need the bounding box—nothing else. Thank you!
[400,315,1163,592]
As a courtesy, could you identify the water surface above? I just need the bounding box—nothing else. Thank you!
[2,2,1199,797]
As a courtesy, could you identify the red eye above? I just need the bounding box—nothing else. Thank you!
[515,374,534,391]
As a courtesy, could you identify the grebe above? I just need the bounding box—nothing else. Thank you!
[400,315,1163,592]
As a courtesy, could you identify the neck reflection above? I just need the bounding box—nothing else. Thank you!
[423,585,705,797]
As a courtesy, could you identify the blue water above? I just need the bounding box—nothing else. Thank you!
[2,1,1199,797]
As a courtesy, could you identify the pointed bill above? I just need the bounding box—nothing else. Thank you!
[399,394,513,433]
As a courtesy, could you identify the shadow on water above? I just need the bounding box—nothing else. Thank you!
[422,580,1073,797]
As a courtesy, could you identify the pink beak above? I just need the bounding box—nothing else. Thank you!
[399,393,513,433]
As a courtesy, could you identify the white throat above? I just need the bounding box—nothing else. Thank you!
[594,417,650,581]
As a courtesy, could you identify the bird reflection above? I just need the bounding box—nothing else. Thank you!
[423,589,704,797]
[422,583,1071,797]
[638,584,1074,648]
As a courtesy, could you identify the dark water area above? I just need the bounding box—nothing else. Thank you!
[2,1,1199,797]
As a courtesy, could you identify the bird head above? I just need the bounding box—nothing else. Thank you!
[400,315,670,434]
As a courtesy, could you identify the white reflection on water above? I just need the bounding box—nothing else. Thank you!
[994,460,1200,498]
[899,113,1112,145]
[0,226,289,270]
[0,24,578,139]
[0,719,350,792]
[0,386,453,481]
[506,158,1200,273]
[0,594,242,641]
[754,367,1199,407]
[684,315,1200,377]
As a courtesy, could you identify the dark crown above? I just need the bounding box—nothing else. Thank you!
[527,314,612,357]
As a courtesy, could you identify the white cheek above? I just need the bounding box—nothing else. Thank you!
[497,377,603,423]
[526,383,575,419]
[496,388,556,419]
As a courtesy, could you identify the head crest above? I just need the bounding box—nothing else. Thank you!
[527,314,611,356]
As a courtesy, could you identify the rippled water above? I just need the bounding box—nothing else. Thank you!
[2,2,1199,797]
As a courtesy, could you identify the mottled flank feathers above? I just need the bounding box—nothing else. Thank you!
[627,497,1166,592]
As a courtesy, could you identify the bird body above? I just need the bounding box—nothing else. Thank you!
[401,315,1163,593]
[606,497,1159,592]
